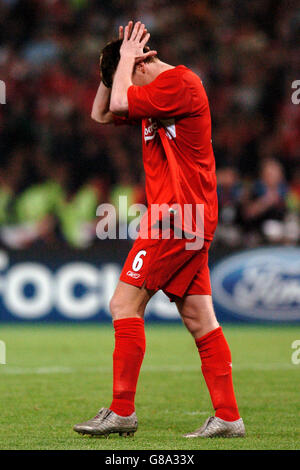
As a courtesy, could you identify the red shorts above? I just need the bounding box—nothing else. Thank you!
[120,234,212,300]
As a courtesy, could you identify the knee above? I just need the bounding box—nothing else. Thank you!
[181,314,203,338]
[182,313,218,338]
[109,293,144,321]
[109,294,125,320]
[180,301,219,339]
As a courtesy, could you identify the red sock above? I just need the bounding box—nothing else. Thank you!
[195,326,240,421]
[110,317,145,417]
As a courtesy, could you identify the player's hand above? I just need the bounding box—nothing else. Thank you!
[119,21,157,63]
[119,25,125,40]
[119,22,147,42]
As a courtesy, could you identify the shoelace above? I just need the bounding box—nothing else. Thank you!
[93,408,112,420]
[194,416,214,434]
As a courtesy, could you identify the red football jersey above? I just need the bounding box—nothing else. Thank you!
[127,65,218,241]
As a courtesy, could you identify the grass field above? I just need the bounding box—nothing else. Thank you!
[0,324,299,450]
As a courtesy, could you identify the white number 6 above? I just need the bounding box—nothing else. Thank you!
[132,250,147,272]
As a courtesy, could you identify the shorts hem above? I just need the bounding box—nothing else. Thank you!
[119,273,145,289]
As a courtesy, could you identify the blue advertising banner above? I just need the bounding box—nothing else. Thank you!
[0,244,300,323]
[211,247,300,323]
[0,245,180,323]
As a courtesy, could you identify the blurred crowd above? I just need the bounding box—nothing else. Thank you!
[0,0,299,249]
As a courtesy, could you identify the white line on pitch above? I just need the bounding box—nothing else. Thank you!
[0,363,296,375]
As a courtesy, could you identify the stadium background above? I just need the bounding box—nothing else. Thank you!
[0,0,300,323]
[0,0,300,452]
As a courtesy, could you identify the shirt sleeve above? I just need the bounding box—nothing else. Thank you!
[127,71,193,120]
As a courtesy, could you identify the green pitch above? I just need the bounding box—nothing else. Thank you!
[0,323,299,450]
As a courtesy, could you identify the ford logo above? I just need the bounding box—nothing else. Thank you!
[211,247,300,322]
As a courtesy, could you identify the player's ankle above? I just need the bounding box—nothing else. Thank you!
[110,397,135,417]
[109,407,135,417]
[215,409,240,422]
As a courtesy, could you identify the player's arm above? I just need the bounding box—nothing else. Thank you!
[109,56,133,116]
[91,26,127,124]
[91,81,114,124]
[110,21,156,116]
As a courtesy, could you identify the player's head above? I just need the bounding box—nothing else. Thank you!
[100,39,157,88]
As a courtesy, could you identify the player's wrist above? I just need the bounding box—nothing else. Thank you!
[119,51,136,63]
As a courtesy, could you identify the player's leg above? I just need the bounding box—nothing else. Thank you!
[175,294,219,339]
[176,294,239,420]
[74,280,154,437]
[109,279,153,320]
[109,281,154,417]
[176,294,245,437]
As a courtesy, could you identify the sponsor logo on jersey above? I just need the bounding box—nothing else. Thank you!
[144,118,177,143]
[126,270,141,279]
[211,247,300,322]
[160,118,176,139]
[144,118,158,142]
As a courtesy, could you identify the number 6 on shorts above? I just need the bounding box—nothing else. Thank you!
[132,250,147,272]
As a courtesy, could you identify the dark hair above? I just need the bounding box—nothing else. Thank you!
[100,39,156,88]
